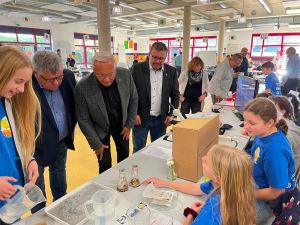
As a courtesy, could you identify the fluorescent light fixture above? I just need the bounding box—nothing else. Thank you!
[119,2,137,10]
[232,27,253,31]
[257,0,272,14]
[154,0,168,5]
[113,17,130,22]
[226,29,231,32]
[286,8,300,14]
[219,3,227,9]
[150,12,176,21]
[288,24,300,28]
[197,0,210,4]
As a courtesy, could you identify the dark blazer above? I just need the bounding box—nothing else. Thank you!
[33,69,77,167]
[75,67,138,150]
[131,61,180,126]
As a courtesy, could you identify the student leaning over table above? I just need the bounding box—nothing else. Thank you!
[243,97,295,224]
[144,145,256,225]
[0,46,41,224]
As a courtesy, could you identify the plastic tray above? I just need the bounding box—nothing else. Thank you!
[44,182,114,225]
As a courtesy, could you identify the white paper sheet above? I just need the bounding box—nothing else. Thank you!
[141,146,172,160]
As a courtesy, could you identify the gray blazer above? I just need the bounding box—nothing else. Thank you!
[75,67,138,150]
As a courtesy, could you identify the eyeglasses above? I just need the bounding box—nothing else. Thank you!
[151,55,166,62]
[39,74,64,83]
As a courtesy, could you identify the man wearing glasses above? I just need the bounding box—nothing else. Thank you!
[75,51,138,173]
[131,42,180,153]
[31,51,77,212]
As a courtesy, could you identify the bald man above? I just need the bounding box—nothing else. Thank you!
[230,47,249,92]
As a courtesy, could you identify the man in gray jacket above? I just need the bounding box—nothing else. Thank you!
[209,53,242,104]
[75,51,138,173]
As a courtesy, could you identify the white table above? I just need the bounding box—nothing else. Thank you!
[15,110,249,225]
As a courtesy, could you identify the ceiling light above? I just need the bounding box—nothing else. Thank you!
[273,23,280,30]
[232,27,253,31]
[197,0,210,4]
[42,15,50,22]
[154,0,168,5]
[238,13,246,23]
[257,0,272,14]
[219,3,227,9]
[119,2,137,10]
[113,17,129,22]
[112,0,122,15]
[226,29,231,33]
[176,19,182,28]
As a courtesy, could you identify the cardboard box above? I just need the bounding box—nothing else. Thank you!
[172,114,220,182]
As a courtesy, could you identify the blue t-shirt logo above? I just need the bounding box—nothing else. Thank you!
[1,117,12,138]
[254,147,260,164]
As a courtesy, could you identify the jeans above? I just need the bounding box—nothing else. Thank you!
[176,66,181,77]
[97,131,129,174]
[256,200,274,225]
[181,100,202,117]
[133,115,166,153]
[31,142,67,213]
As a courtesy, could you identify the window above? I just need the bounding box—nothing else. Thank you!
[74,33,114,66]
[150,36,217,64]
[0,26,52,53]
[250,33,300,58]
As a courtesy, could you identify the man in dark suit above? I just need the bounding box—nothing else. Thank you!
[131,42,180,153]
[75,51,138,173]
[31,51,76,212]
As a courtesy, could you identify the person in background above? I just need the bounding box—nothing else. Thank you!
[31,51,77,212]
[269,96,300,170]
[171,53,177,67]
[282,47,300,95]
[262,61,282,96]
[273,51,282,71]
[0,46,41,223]
[230,47,249,92]
[178,57,209,116]
[209,53,243,104]
[66,54,75,69]
[75,51,138,173]
[243,97,295,224]
[56,49,61,58]
[175,51,182,77]
[144,145,256,225]
[131,42,179,153]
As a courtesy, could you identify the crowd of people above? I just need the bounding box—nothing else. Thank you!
[0,42,300,225]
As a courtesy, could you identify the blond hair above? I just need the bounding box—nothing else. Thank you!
[0,46,41,171]
[208,145,256,225]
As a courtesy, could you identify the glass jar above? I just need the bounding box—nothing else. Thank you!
[117,168,128,192]
[130,165,141,188]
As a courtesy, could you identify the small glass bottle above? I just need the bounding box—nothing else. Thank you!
[130,165,141,188]
[117,168,128,192]
[167,160,177,181]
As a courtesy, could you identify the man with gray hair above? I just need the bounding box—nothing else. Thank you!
[31,51,77,212]
[75,51,138,173]
[282,47,300,95]
[209,53,243,103]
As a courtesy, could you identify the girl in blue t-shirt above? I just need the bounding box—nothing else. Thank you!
[0,46,41,216]
[243,97,295,223]
[144,145,256,225]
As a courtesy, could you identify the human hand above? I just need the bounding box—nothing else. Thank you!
[94,144,109,161]
[198,94,206,102]
[164,116,173,126]
[27,160,39,184]
[0,176,17,200]
[135,115,141,126]
[191,201,203,214]
[180,95,185,103]
[121,127,131,140]
[143,177,166,187]
[215,96,222,102]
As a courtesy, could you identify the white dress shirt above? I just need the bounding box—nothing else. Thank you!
[149,62,163,116]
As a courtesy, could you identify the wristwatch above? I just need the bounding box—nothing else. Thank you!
[183,207,198,219]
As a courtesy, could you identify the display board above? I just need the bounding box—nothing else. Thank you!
[195,51,217,66]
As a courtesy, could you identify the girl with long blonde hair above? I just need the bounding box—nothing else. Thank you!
[144,145,256,225]
[0,46,41,212]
